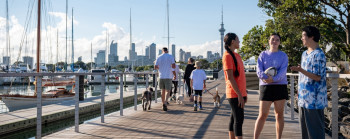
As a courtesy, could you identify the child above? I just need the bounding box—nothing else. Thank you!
[190,61,207,111]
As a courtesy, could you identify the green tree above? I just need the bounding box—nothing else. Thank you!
[198,59,209,69]
[210,59,223,70]
[75,61,86,70]
[85,62,95,70]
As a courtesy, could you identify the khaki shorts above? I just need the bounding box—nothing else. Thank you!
[159,79,172,91]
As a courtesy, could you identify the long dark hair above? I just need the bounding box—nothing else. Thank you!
[224,33,239,77]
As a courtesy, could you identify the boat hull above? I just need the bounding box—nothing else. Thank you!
[0,96,74,111]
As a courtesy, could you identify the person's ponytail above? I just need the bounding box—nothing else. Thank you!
[224,33,239,77]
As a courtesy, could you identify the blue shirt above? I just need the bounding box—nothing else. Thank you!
[256,50,288,85]
[298,48,327,109]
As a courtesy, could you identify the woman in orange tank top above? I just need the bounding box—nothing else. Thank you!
[222,33,247,139]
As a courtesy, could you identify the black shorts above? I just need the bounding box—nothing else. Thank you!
[259,85,288,101]
[194,90,202,96]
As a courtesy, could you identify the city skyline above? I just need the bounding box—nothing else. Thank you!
[0,0,267,65]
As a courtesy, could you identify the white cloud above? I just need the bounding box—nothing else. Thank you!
[0,14,220,66]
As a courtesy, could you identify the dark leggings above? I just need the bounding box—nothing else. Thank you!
[170,81,178,96]
[185,79,192,97]
[227,97,246,136]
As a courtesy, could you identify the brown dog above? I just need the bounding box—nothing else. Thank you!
[141,87,153,111]
[206,88,221,108]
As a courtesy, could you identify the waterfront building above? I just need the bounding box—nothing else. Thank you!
[23,56,33,69]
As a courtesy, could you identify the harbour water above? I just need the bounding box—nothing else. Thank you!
[0,84,148,113]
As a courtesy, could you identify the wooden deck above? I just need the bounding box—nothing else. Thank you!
[44,80,331,139]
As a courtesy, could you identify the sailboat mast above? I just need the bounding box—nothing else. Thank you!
[5,0,9,57]
[167,0,169,49]
[36,0,41,73]
[65,0,68,71]
[56,29,58,72]
[91,42,92,69]
[71,8,74,72]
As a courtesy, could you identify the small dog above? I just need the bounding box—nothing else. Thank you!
[141,87,153,111]
[176,94,184,104]
[206,87,221,108]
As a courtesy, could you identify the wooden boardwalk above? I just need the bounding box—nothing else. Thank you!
[44,80,329,139]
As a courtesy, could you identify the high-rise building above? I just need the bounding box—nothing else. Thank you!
[179,49,185,62]
[95,50,105,68]
[129,43,137,61]
[207,51,213,59]
[2,56,10,66]
[149,43,156,61]
[78,56,82,62]
[185,52,191,63]
[23,56,33,69]
[108,41,118,66]
[158,49,162,56]
[171,44,176,59]
[145,46,150,57]
[197,55,204,59]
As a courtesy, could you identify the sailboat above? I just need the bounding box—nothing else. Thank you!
[0,1,75,111]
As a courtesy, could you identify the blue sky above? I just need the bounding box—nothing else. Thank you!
[0,0,268,64]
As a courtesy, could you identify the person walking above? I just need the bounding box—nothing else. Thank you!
[183,58,196,99]
[190,61,207,111]
[222,32,247,139]
[170,61,180,101]
[154,47,176,111]
[290,26,327,139]
[254,33,288,139]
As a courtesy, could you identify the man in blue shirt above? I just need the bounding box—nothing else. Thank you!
[290,26,327,139]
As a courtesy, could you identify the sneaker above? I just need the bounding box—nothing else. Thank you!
[194,104,197,111]
[163,104,167,111]
[199,105,203,110]
[166,101,170,105]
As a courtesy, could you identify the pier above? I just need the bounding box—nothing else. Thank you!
[0,72,346,138]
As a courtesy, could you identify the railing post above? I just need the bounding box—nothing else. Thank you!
[119,73,123,116]
[101,74,105,123]
[330,76,338,139]
[36,76,42,139]
[154,73,158,103]
[134,74,137,111]
[146,74,149,88]
[290,75,294,120]
[74,75,79,132]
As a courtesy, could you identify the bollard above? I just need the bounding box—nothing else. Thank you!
[154,73,158,103]
[36,76,42,139]
[101,75,105,123]
[134,74,137,111]
[74,76,80,132]
[330,76,338,139]
[290,76,294,120]
[119,74,123,116]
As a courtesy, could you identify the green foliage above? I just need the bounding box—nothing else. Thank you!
[209,59,222,70]
[242,0,349,69]
[198,59,209,69]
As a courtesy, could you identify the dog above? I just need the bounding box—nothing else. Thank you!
[176,94,184,104]
[206,87,221,108]
[141,87,153,111]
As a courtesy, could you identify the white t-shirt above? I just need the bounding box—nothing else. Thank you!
[172,64,180,81]
[190,69,207,90]
[155,53,175,79]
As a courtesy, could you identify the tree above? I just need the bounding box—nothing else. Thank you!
[258,0,349,62]
[198,59,210,69]
[240,0,349,68]
[86,62,95,70]
[75,61,86,70]
[210,59,223,70]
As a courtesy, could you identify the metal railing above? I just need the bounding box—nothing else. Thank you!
[0,71,161,139]
[286,73,350,139]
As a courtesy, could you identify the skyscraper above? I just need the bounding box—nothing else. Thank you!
[23,56,33,69]
[219,7,225,57]
[149,43,156,61]
[179,49,185,62]
[171,44,176,59]
[108,41,118,66]
[129,43,137,61]
[2,56,10,66]
[96,50,105,68]
[185,52,191,63]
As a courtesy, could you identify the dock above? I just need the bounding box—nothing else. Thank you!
[43,80,331,138]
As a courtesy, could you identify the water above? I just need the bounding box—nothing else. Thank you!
[0,84,147,113]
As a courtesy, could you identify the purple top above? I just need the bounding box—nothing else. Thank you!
[256,50,288,85]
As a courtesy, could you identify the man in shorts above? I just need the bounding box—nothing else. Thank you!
[155,47,176,111]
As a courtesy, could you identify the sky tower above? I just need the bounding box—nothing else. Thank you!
[219,7,225,57]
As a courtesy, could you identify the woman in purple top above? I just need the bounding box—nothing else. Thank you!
[254,33,288,139]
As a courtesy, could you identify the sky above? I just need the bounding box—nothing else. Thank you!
[0,0,268,64]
